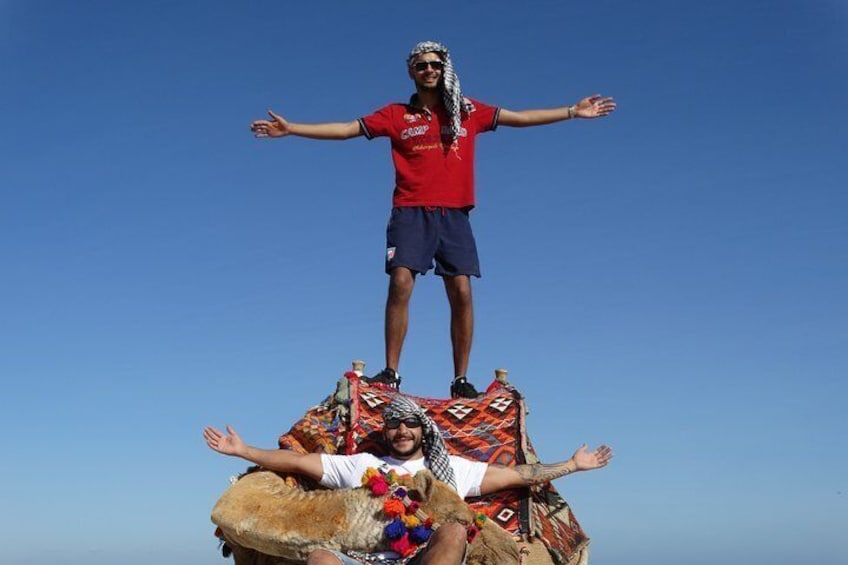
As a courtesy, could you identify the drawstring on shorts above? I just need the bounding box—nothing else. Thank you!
[424,206,447,216]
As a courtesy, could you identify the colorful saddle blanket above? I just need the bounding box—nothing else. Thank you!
[276,374,588,564]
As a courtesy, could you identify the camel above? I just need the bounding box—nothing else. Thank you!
[212,468,520,565]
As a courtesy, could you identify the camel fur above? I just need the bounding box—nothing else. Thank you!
[212,469,520,565]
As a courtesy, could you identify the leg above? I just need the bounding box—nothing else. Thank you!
[385,267,416,371]
[433,209,479,392]
[416,522,468,565]
[443,275,473,378]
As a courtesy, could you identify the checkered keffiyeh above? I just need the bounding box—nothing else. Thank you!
[407,41,472,147]
[382,395,457,491]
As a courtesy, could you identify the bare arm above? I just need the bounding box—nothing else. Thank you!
[498,94,616,128]
[479,443,613,495]
[203,425,325,481]
[250,110,363,140]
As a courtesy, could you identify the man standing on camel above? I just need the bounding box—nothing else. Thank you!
[250,41,616,398]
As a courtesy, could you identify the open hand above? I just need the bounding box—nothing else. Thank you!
[250,110,291,138]
[571,443,614,471]
[575,95,616,119]
[204,425,245,457]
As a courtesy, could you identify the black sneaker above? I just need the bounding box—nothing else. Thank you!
[450,376,480,399]
[363,367,402,390]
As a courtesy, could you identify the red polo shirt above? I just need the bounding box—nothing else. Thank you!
[359,97,499,209]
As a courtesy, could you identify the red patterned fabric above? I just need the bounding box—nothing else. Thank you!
[276,374,587,563]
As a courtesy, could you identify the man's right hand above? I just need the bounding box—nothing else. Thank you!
[204,424,245,457]
[203,424,326,480]
[250,110,290,138]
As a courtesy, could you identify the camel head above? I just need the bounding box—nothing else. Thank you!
[405,470,521,565]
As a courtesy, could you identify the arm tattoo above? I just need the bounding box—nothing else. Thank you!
[514,462,572,486]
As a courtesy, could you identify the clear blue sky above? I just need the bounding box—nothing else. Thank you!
[2,1,846,564]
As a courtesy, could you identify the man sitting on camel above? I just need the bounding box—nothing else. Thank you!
[204,396,613,565]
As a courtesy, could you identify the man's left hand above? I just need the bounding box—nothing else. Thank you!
[571,443,614,471]
[575,94,616,119]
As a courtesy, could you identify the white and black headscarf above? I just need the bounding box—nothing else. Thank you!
[382,395,456,491]
[406,41,472,147]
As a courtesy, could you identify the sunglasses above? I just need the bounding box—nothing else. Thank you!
[413,60,444,72]
[385,417,423,429]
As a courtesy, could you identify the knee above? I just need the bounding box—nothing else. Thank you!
[446,280,472,307]
[431,521,468,549]
[388,270,415,302]
[306,549,343,565]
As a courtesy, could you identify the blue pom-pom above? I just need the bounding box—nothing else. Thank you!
[409,525,433,544]
[385,519,407,540]
[394,487,407,498]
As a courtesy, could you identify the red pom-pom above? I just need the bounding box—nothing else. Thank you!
[370,479,389,496]
[390,533,414,556]
[368,474,389,492]
[407,501,420,514]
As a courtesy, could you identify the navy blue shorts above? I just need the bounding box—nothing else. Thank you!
[385,207,480,277]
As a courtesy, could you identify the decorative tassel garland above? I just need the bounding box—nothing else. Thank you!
[362,467,487,557]
[362,467,435,557]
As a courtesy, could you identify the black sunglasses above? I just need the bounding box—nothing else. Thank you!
[413,60,444,72]
[385,417,423,429]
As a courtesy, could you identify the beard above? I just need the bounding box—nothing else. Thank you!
[414,76,443,93]
[388,434,423,458]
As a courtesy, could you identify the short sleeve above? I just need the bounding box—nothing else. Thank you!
[465,99,500,134]
[319,453,379,489]
[359,105,395,140]
[449,456,489,498]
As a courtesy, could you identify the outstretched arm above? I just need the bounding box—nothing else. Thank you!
[250,110,363,140]
[479,443,613,495]
[498,94,616,127]
[203,425,325,481]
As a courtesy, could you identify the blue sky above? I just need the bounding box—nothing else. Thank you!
[2,1,846,564]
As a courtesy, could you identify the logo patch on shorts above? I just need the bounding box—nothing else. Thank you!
[386,247,396,261]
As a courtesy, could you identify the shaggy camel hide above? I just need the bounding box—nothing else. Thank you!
[212,469,520,565]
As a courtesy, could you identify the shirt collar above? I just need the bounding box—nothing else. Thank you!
[407,93,442,117]
[383,455,427,466]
